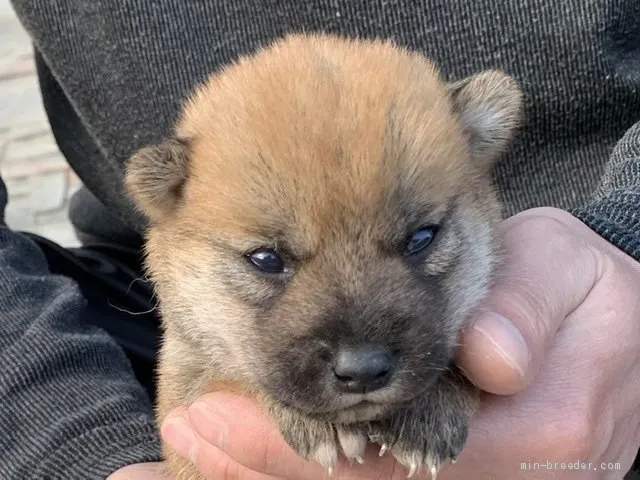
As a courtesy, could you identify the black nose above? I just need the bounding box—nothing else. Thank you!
[333,345,395,393]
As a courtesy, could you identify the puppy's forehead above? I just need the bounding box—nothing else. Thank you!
[178,36,471,242]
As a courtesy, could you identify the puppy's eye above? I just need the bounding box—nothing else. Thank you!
[404,226,438,256]
[246,248,286,274]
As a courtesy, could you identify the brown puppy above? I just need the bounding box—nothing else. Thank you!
[125,33,523,480]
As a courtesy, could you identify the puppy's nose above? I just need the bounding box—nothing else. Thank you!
[333,345,395,393]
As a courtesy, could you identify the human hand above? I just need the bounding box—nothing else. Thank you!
[449,206,640,478]
[161,207,640,479]
[106,462,169,479]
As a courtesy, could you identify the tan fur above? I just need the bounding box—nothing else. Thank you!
[126,33,523,479]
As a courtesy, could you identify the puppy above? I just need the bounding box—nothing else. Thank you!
[125,33,523,480]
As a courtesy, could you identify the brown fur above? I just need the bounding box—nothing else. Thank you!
[125,33,523,479]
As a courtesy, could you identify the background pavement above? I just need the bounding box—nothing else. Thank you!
[1,0,81,247]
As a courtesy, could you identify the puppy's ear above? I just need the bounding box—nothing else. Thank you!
[447,70,524,170]
[124,137,191,223]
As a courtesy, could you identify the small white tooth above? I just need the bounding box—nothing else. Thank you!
[328,466,334,477]
[355,456,365,464]
[450,456,457,465]
[379,444,388,456]
[407,462,418,478]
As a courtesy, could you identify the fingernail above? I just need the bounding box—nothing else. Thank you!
[162,417,197,462]
[190,400,228,449]
[472,312,529,379]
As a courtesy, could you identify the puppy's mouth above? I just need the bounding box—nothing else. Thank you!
[302,388,417,423]
[307,398,399,424]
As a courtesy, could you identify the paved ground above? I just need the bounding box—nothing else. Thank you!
[1,0,81,247]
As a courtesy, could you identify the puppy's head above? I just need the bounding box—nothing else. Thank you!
[126,34,523,422]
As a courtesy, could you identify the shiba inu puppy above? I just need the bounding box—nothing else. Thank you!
[125,33,523,480]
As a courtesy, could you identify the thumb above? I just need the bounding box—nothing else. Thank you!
[457,208,600,395]
[106,462,169,479]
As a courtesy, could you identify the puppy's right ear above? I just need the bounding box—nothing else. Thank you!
[124,137,191,223]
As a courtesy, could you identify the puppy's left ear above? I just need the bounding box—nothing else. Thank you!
[124,137,191,223]
[448,70,524,170]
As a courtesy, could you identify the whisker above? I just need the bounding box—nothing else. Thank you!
[107,300,158,316]
[125,276,152,295]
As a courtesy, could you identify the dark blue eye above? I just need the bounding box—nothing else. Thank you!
[247,248,286,274]
[404,226,438,256]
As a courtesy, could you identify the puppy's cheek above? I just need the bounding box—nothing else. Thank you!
[155,264,269,378]
[443,247,496,335]
[442,209,500,327]
[211,255,286,310]
[421,233,462,276]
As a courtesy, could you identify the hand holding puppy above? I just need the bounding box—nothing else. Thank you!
[160,207,640,479]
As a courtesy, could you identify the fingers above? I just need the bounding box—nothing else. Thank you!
[185,394,326,479]
[163,392,404,480]
[161,406,281,480]
[106,462,170,480]
[187,393,404,480]
[458,207,601,395]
